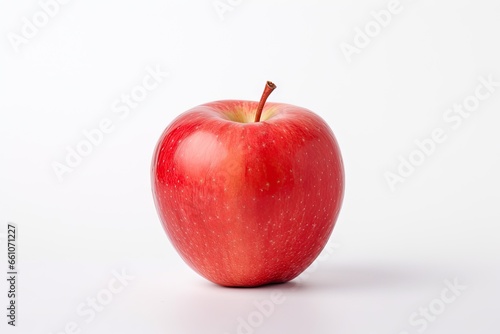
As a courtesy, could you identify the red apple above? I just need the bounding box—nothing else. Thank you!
[151,82,344,287]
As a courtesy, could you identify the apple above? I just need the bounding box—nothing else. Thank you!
[151,82,344,287]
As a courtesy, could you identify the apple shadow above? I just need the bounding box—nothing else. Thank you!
[139,261,454,334]
[293,260,455,292]
[160,276,328,334]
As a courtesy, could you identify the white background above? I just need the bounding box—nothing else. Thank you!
[1,0,499,333]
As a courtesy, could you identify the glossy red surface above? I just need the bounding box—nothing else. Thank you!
[152,100,344,287]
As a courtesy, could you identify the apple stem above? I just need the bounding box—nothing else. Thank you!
[254,81,277,122]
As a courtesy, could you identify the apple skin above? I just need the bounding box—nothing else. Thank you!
[151,100,344,287]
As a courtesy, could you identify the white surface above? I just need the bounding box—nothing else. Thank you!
[1,0,499,333]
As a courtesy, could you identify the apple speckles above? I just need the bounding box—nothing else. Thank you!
[152,106,344,287]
